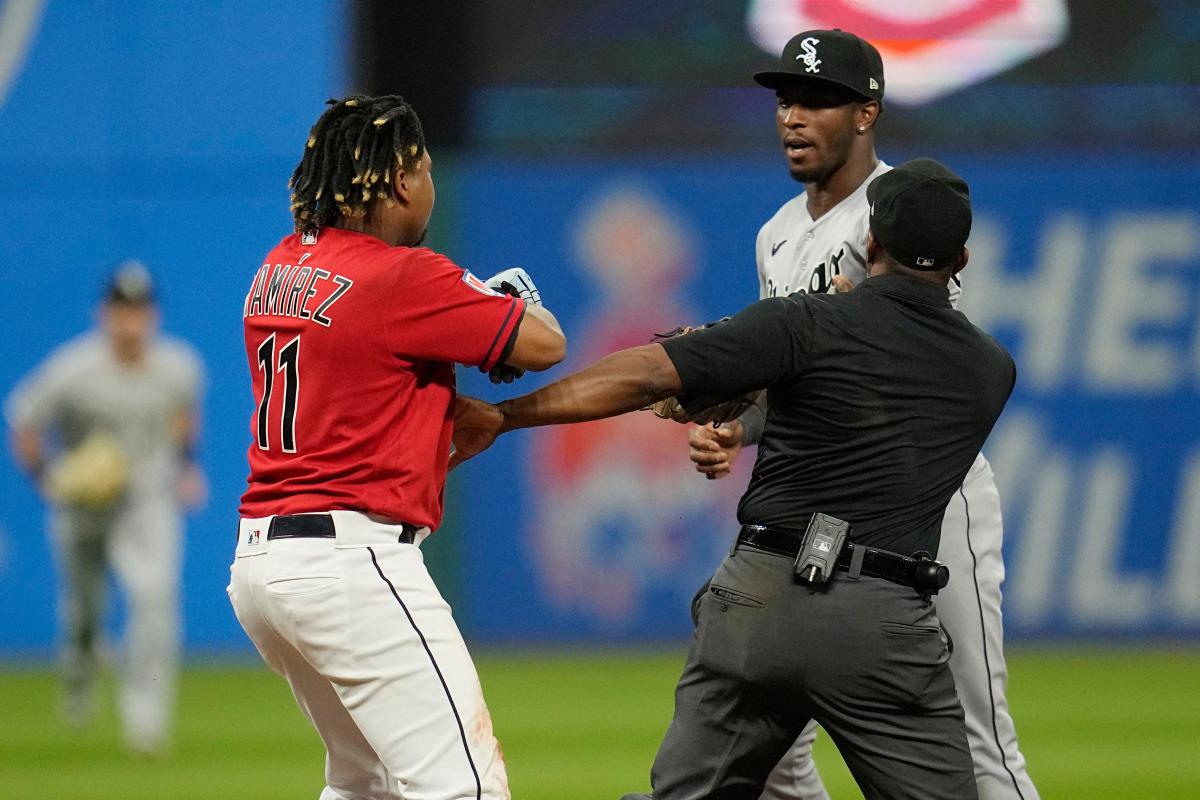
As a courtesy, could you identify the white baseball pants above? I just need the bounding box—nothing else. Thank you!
[761,454,1039,800]
[51,498,182,751]
[228,511,509,800]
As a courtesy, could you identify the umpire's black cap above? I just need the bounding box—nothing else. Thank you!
[754,29,884,102]
[105,260,156,305]
[867,159,972,272]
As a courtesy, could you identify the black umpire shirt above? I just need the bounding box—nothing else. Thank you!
[661,273,1016,556]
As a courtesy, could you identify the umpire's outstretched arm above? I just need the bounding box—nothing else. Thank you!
[450,343,680,469]
[504,343,680,427]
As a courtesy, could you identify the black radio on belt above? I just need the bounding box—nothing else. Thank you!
[793,513,850,586]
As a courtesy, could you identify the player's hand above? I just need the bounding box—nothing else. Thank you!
[689,420,744,480]
[485,267,542,305]
[830,274,855,293]
[449,395,505,471]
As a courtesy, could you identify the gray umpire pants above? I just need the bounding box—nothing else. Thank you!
[644,545,977,800]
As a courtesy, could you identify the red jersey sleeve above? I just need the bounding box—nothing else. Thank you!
[386,249,525,370]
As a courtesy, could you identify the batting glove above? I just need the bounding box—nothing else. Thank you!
[488,364,526,384]
[485,267,542,305]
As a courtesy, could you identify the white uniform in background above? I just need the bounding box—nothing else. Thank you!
[754,160,1040,800]
[5,331,202,752]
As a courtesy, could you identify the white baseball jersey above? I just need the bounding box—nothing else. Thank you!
[753,164,1039,800]
[6,331,202,497]
[755,160,962,307]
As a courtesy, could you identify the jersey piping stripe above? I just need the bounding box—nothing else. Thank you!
[480,299,521,370]
[366,547,482,799]
[959,487,1027,800]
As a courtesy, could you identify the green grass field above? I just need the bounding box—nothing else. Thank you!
[2,647,1197,798]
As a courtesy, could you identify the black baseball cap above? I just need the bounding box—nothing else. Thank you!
[754,29,884,102]
[867,159,972,271]
[105,260,156,305]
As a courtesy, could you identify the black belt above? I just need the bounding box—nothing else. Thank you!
[266,514,418,544]
[736,524,948,594]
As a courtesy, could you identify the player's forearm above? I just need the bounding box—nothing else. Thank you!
[498,344,682,431]
[172,409,196,452]
[506,304,566,372]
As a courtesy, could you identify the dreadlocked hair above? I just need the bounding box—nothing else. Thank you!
[289,95,426,234]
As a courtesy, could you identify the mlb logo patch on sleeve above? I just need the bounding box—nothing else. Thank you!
[462,270,502,297]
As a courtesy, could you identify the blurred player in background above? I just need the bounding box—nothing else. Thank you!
[687,30,1039,800]
[5,261,205,755]
[229,95,564,800]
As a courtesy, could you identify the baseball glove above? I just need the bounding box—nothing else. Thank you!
[647,318,758,425]
[45,431,130,509]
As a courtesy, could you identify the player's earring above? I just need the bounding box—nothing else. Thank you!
[857,126,866,133]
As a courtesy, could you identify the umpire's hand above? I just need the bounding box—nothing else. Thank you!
[689,420,745,480]
[449,395,505,471]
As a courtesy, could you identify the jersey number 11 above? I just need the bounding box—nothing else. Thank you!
[256,333,300,453]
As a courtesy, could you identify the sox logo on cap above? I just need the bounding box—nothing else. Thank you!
[798,36,821,72]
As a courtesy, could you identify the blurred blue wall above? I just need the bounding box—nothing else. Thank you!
[1,3,1196,654]
[451,155,1200,643]
[0,0,343,652]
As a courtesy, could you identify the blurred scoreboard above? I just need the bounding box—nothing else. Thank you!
[470,0,1200,152]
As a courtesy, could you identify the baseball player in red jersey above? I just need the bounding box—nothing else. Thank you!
[228,95,565,800]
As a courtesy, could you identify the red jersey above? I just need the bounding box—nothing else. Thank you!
[238,227,523,529]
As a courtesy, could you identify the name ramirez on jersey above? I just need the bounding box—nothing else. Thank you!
[243,258,353,327]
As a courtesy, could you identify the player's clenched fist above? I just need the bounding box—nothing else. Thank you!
[689,420,745,480]
[485,267,542,306]
[484,267,543,383]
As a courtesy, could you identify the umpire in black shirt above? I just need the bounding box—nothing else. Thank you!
[450,158,1015,800]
